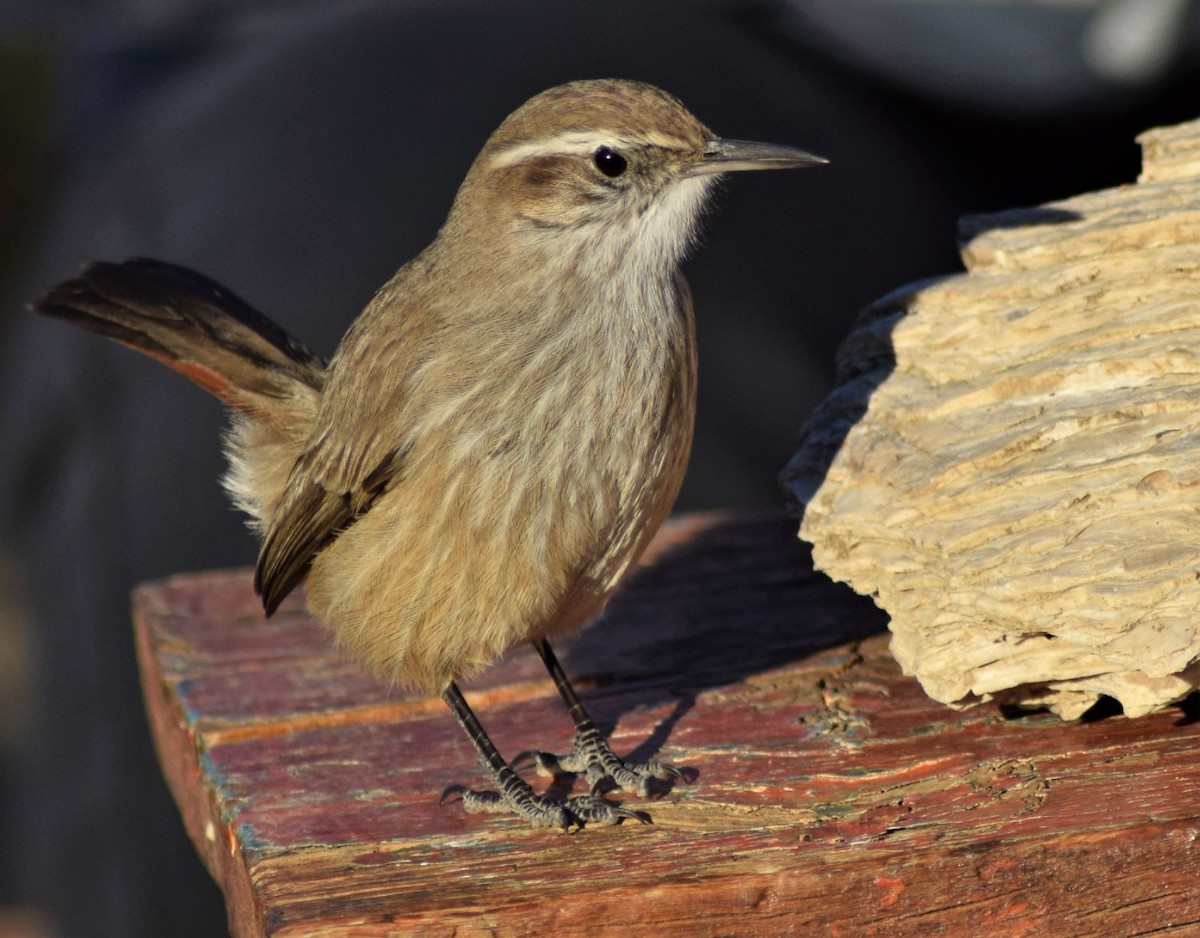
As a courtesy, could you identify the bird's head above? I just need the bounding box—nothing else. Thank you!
[445,79,825,276]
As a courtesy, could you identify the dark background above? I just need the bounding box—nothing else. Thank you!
[0,1,1197,934]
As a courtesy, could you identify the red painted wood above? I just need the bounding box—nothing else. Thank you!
[133,511,1200,936]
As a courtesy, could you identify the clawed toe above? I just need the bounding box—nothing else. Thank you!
[440,652,695,832]
[566,796,651,826]
[602,759,682,798]
[515,735,689,799]
[440,780,649,830]
[511,749,562,776]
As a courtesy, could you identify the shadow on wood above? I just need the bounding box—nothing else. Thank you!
[134,511,1200,937]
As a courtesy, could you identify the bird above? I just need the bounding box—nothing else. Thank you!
[33,78,825,830]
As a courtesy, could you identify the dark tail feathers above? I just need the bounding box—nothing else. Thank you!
[33,258,325,412]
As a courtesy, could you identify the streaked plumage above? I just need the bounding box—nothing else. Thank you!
[35,79,823,828]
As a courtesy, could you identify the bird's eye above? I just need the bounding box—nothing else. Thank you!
[593,146,627,178]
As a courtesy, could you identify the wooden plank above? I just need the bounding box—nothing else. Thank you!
[133,511,1200,936]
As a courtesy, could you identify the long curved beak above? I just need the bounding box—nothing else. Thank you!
[690,138,828,176]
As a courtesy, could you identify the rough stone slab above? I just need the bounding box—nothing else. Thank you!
[782,117,1200,720]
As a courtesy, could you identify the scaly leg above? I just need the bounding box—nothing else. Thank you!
[513,639,685,798]
[439,681,648,830]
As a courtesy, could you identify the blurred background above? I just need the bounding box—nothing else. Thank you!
[0,0,1197,934]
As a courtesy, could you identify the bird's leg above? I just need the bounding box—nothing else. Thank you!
[513,639,685,798]
[439,681,648,830]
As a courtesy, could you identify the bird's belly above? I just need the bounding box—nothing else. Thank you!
[304,368,693,694]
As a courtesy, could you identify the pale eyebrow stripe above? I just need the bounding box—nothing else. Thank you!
[487,131,603,170]
[486,129,690,170]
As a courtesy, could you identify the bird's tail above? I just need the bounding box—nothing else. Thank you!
[33,257,325,529]
[34,257,326,413]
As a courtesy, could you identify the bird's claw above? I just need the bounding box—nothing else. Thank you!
[440,781,649,830]
[513,735,687,799]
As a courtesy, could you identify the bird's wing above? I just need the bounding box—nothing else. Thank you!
[253,284,432,616]
[254,438,403,615]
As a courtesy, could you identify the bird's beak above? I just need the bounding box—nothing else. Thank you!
[690,138,828,176]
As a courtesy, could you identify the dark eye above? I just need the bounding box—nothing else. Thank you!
[593,146,627,178]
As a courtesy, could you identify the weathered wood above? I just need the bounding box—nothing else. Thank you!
[782,116,1200,720]
[136,512,1200,936]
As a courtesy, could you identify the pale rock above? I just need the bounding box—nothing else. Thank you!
[782,117,1200,720]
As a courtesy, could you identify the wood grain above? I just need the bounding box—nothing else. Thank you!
[135,512,1200,936]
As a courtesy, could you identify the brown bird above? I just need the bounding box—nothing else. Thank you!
[34,79,824,829]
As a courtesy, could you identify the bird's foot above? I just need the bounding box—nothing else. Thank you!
[513,729,687,799]
[440,777,649,831]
